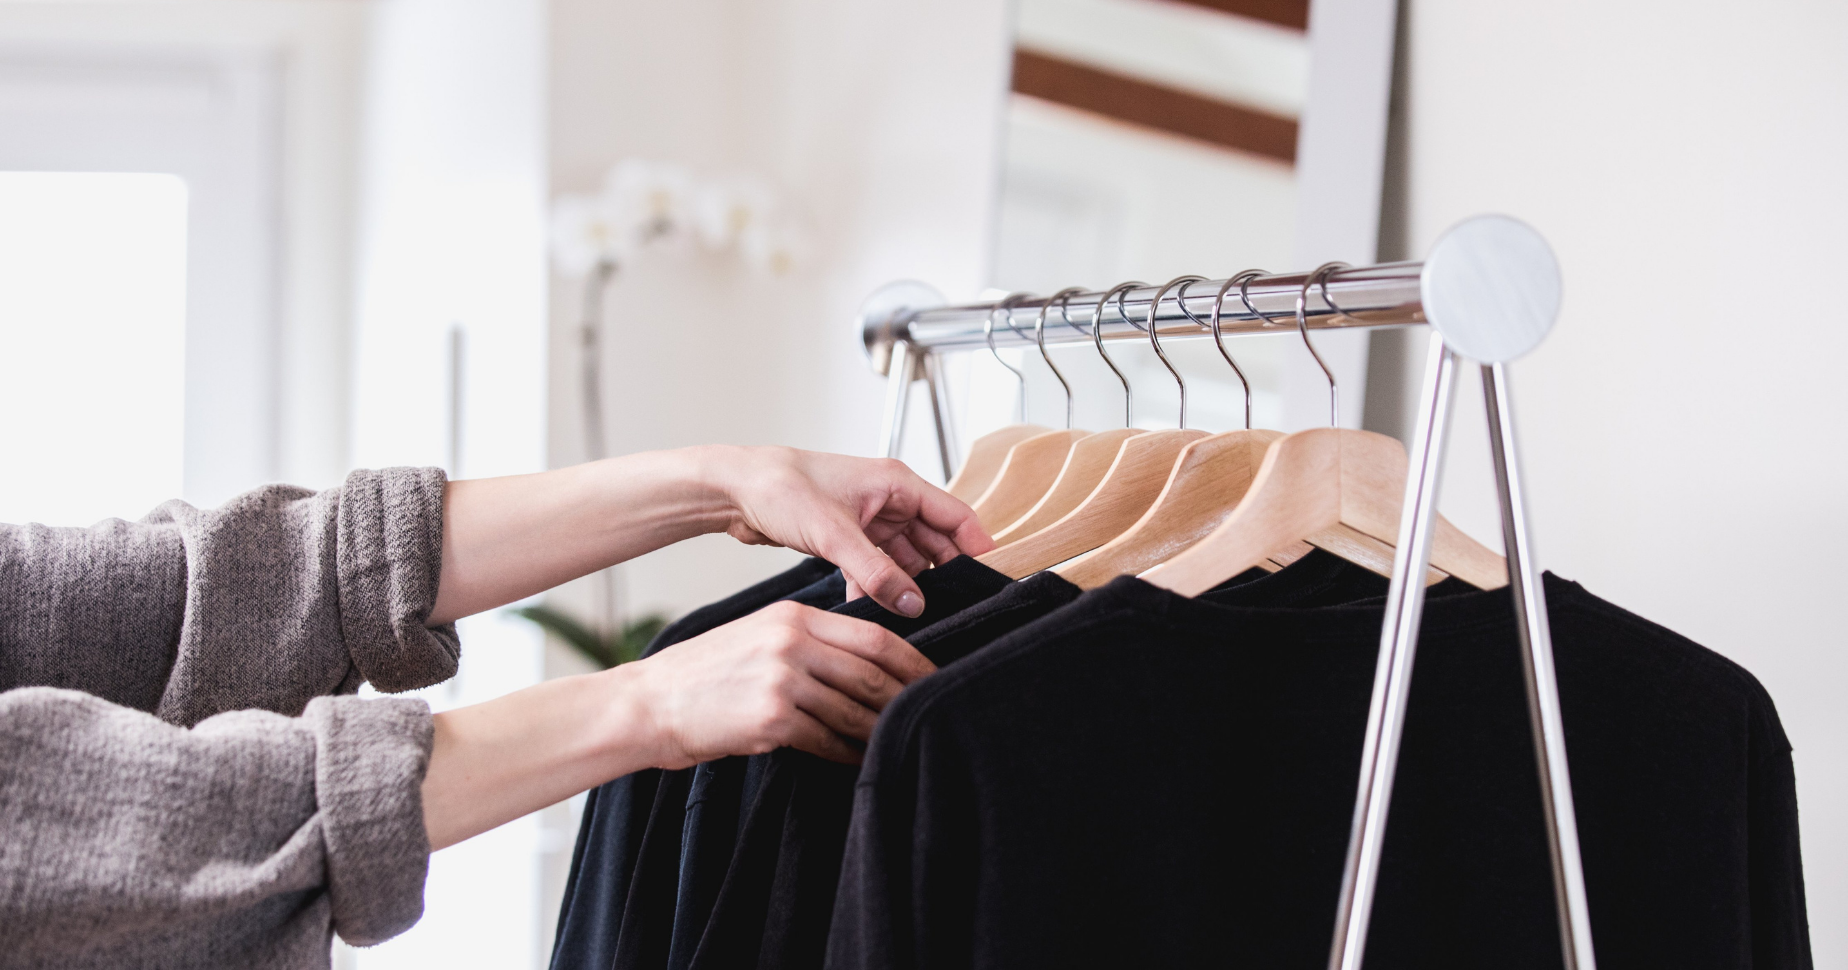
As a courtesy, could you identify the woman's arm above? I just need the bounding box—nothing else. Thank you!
[430,446,993,624]
[1,469,456,725]
[421,599,930,849]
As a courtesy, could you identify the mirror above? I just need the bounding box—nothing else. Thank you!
[966,0,1393,439]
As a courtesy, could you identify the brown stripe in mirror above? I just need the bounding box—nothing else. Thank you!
[1166,0,1309,32]
[1009,49,1299,165]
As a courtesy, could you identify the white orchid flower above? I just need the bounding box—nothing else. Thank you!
[550,159,802,276]
[602,159,695,254]
[548,193,623,278]
[693,177,779,252]
[739,219,808,275]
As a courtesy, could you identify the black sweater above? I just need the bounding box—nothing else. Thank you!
[684,551,1415,970]
[827,573,1811,970]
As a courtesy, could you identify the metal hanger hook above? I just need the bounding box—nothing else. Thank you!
[1089,282,1145,428]
[1204,270,1267,430]
[984,292,1034,423]
[1036,287,1086,429]
[1146,275,1206,429]
[1296,262,1351,427]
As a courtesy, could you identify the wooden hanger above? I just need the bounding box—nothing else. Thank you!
[979,428,1207,578]
[984,276,1233,576]
[1059,274,1292,588]
[969,428,1091,534]
[985,287,1130,543]
[1302,523,1452,587]
[990,427,1139,545]
[1057,428,1279,587]
[1059,434,1452,587]
[1140,427,1503,595]
[945,424,1049,503]
[1135,266,1500,595]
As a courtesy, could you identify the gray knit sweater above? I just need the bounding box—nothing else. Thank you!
[0,468,460,968]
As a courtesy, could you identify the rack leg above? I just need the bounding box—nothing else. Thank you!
[1328,330,1457,970]
[878,341,913,459]
[924,351,957,481]
[1482,362,1598,970]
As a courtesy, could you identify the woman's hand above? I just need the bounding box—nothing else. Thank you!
[421,602,933,850]
[431,446,992,624]
[628,600,934,766]
[701,447,994,616]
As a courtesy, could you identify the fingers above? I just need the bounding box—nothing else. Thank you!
[774,705,865,764]
[799,608,937,684]
[900,519,963,566]
[879,532,931,577]
[811,509,929,617]
[880,462,995,558]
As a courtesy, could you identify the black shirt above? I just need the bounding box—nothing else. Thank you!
[669,556,1016,970]
[682,551,1414,970]
[827,573,1811,970]
[550,557,842,970]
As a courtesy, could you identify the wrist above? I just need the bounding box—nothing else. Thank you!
[589,660,685,773]
[674,444,762,536]
[596,446,737,539]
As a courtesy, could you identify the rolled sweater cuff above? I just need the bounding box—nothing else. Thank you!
[335,467,461,693]
[304,695,434,946]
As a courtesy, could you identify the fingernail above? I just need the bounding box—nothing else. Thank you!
[895,590,924,618]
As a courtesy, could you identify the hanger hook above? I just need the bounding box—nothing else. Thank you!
[1201,270,1266,430]
[984,292,1034,423]
[1145,276,1206,429]
[1179,275,1259,431]
[1088,281,1145,428]
[1295,262,1351,427]
[1036,287,1086,429]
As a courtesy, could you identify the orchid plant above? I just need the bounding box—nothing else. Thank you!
[549,159,805,278]
[532,161,805,660]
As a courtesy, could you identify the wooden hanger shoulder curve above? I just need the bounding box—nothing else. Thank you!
[969,429,1090,534]
[944,424,1050,503]
[1322,429,1507,589]
[978,428,1206,579]
[989,428,1141,546]
[1057,429,1279,589]
[1140,428,1505,596]
[1303,523,1452,587]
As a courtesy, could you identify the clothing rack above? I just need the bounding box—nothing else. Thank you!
[855,215,1596,970]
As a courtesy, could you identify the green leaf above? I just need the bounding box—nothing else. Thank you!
[509,604,673,669]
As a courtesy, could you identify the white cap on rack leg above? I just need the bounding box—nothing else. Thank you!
[1420,215,1562,364]
[858,279,947,376]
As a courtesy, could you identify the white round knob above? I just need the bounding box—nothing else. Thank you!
[1420,215,1561,363]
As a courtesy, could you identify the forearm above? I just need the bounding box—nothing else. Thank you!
[421,665,661,850]
[431,448,734,624]
[420,599,940,850]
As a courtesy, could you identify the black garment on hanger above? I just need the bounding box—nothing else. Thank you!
[551,557,843,970]
[682,551,1424,970]
[661,550,1012,968]
[827,573,1811,970]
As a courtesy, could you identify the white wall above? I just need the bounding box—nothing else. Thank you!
[1378,0,1848,960]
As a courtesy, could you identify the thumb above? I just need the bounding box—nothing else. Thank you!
[813,513,925,618]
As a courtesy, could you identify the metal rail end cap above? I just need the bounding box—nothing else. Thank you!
[858,280,945,376]
[1421,215,1562,363]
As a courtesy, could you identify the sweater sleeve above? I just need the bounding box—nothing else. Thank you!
[0,688,433,962]
[0,467,461,726]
